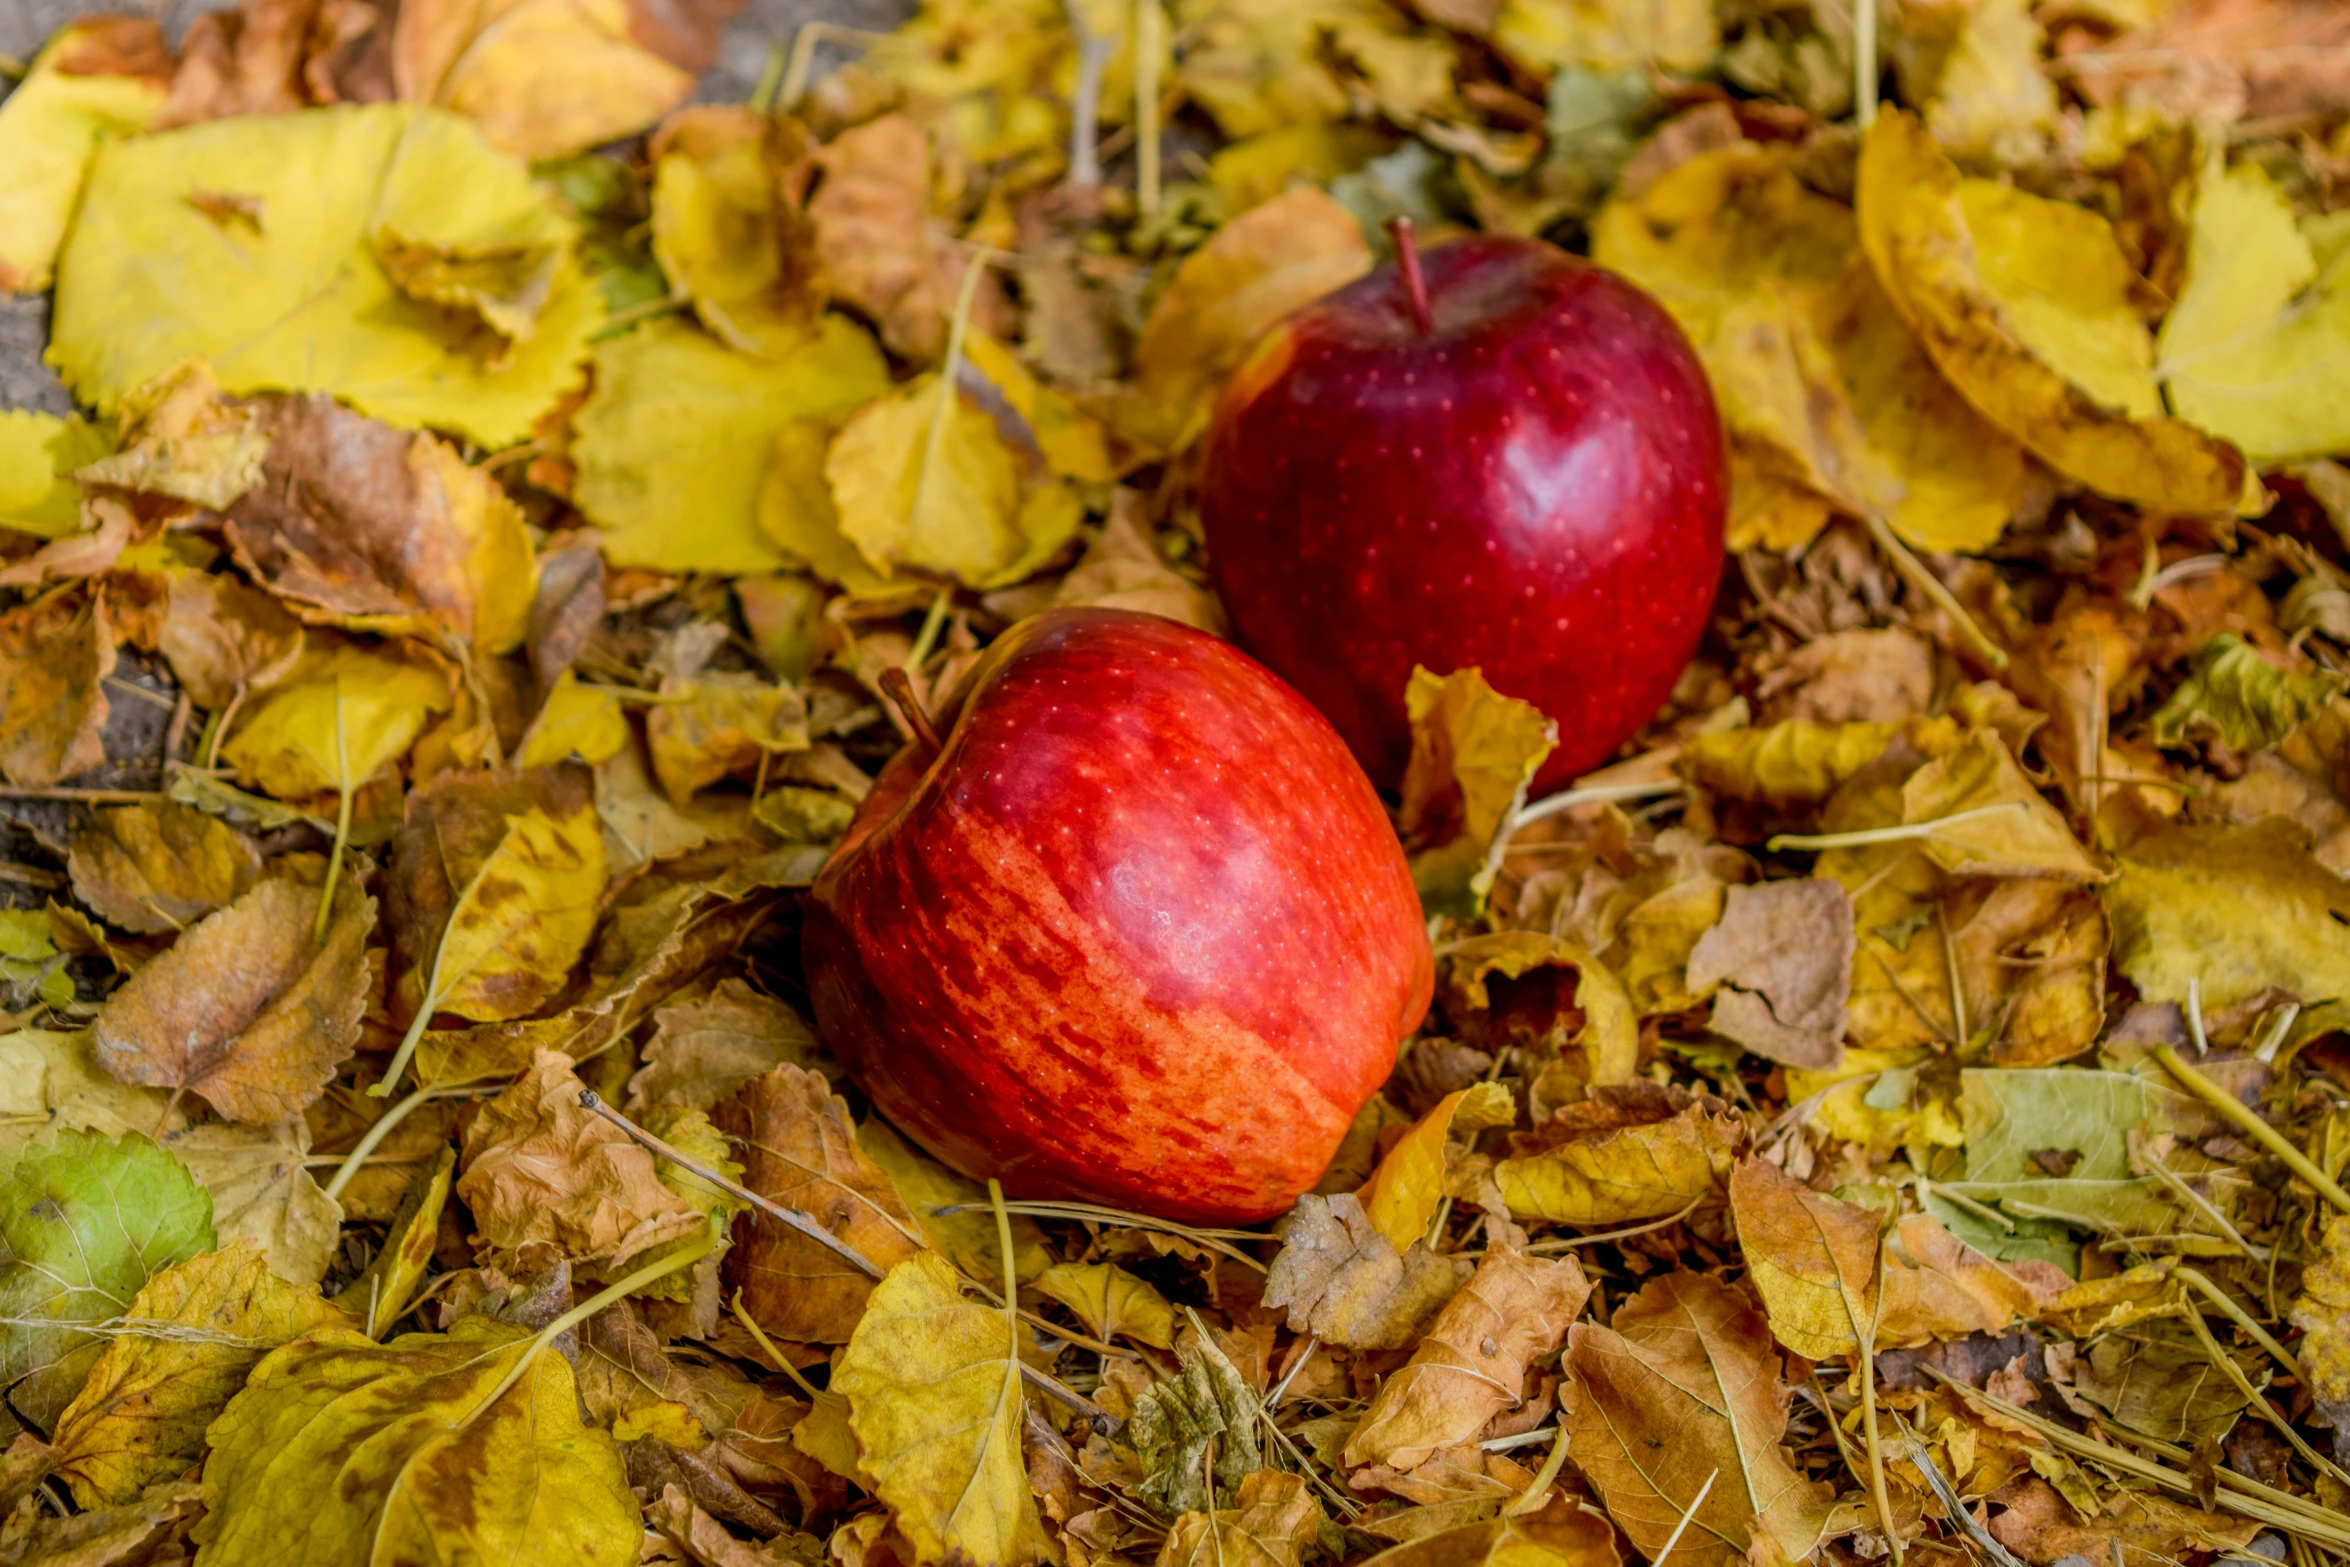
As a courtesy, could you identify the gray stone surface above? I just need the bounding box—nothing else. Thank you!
[0,0,912,412]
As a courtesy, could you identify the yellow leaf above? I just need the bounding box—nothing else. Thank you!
[163,1119,345,1288]
[1171,0,1357,138]
[2104,816,2350,1015]
[860,1119,1054,1286]
[515,673,631,768]
[1684,718,1900,809]
[651,106,822,359]
[332,1145,456,1336]
[826,376,1083,590]
[573,316,891,574]
[1493,1083,1743,1225]
[191,1315,639,1566]
[51,105,602,448]
[1157,1469,1327,1567]
[1439,933,1639,1096]
[612,1399,709,1447]
[1920,0,2058,163]
[834,1252,1049,1567]
[389,768,607,1024]
[2157,161,2350,465]
[960,329,1117,484]
[1897,730,2107,882]
[1489,0,1717,77]
[1856,109,2253,514]
[2150,633,2345,753]
[646,674,809,805]
[0,409,110,539]
[220,643,453,801]
[1358,1082,1517,1252]
[2288,1216,2350,1429]
[1401,666,1557,919]
[48,1244,351,1507]
[1355,1496,1623,1567]
[1208,123,1387,210]
[758,415,902,596]
[76,360,269,509]
[394,0,700,159]
[0,17,169,293]
[1035,1262,1179,1349]
[67,799,258,934]
[1126,185,1373,453]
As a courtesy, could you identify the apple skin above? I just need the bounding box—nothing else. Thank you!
[1200,233,1727,794]
[803,607,1433,1223]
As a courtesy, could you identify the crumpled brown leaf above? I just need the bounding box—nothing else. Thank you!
[156,0,394,127]
[0,1477,203,1566]
[1982,1475,2256,1567]
[1262,1192,1467,1351]
[1686,878,1853,1069]
[715,1063,928,1343]
[1565,1271,1844,1567]
[1343,1246,1589,1474]
[1493,1082,1744,1225]
[652,106,824,360]
[92,876,376,1124]
[457,1047,706,1268]
[2288,1215,2350,1464]
[67,800,261,935]
[1156,1469,1324,1567]
[0,588,112,787]
[627,978,828,1113]
[807,114,964,362]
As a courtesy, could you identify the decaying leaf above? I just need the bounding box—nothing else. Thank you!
[833,1253,1049,1567]
[1156,1469,1325,1567]
[1685,878,1853,1069]
[651,106,822,360]
[192,1315,641,1564]
[1401,667,1558,919]
[2289,1216,2350,1461]
[1438,933,1639,1100]
[716,1063,927,1343]
[1130,1327,1267,1516]
[92,877,375,1123]
[1263,1192,1467,1351]
[2105,816,2350,1014]
[2150,634,2344,754]
[859,1120,1053,1287]
[332,1145,456,1336]
[0,588,113,787]
[627,978,828,1113]
[1343,1247,1589,1473]
[164,1118,345,1287]
[1494,1083,1743,1225]
[67,800,261,934]
[805,113,961,364]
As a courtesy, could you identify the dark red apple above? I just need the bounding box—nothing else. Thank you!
[1200,226,1726,794]
[803,607,1432,1223]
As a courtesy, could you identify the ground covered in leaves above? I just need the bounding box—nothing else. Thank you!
[3,0,2350,1565]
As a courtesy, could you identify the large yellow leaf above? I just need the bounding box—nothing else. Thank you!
[1357,1081,1516,1252]
[219,643,454,801]
[2104,816,2350,1015]
[1595,142,2032,553]
[1856,109,2253,515]
[0,17,170,293]
[573,316,891,574]
[51,105,601,448]
[191,1316,639,1566]
[48,1244,351,1507]
[833,1252,1050,1567]
[2157,161,2350,465]
[1034,1262,1178,1349]
[0,410,111,540]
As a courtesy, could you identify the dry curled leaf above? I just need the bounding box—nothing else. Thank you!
[1493,1082,1744,1225]
[1685,878,1853,1069]
[626,978,828,1114]
[1263,1192,1467,1351]
[0,588,113,787]
[1156,1469,1324,1567]
[66,800,261,935]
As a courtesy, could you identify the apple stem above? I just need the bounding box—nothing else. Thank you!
[880,665,945,752]
[1387,215,1435,336]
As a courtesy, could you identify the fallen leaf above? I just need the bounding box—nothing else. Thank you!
[1020,493,1228,635]
[1564,1271,1841,1567]
[66,800,260,935]
[0,588,113,787]
[626,979,827,1113]
[1130,1328,1266,1515]
[141,560,306,709]
[0,17,171,293]
[572,315,891,574]
[220,393,537,652]
[715,1064,927,1343]
[191,1315,640,1564]
[1125,186,1374,454]
[806,114,959,362]
[2150,633,2344,754]
[1914,0,2057,163]
[2072,1333,2255,1443]
[218,641,453,801]
[0,1129,215,1431]
[1685,718,1899,810]
[1343,1246,1589,1472]
[91,877,373,1124]
[2067,0,2350,124]
[0,1030,194,1154]
[386,764,607,1025]
[51,105,602,448]
[652,106,821,359]
[1593,141,2034,554]
[393,0,736,159]
[1895,731,2108,883]
[0,410,111,539]
[331,1144,456,1336]
[1156,1468,1324,1567]
[75,360,268,508]
[1359,1081,1517,1252]
[644,631,810,804]
[515,673,631,769]
[2288,1215,2350,1462]
[1402,667,1558,919]
[163,1118,345,1287]
[1035,1262,1177,1349]
[833,1252,1049,1567]
[1982,1474,2256,1567]
[1686,879,1853,1069]
[1262,1192,1466,1351]
[46,1243,350,1506]
[1494,1083,1743,1225]
[1487,0,1716,77]
[457,1049,704,1267]
[154,0,390,125]
[1856,109,2253,514]
[2104,816,2350,1015]
[858,1119,1054,1287]
[1438,933,1639,1101]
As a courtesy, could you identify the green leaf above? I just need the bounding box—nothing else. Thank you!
[1958,1068,2148,1182]
[0,1129,215,1430]
[2150,633,2346,753]
[1128,1328,1265,1515]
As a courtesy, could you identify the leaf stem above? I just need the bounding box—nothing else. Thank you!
[1861,511,2006,669]
[2174,1265,2304,1382]
[323,1082,486,1203]
[2181,1302,2350,1488]
[1853,0,1877,128]
[2153,1043,2350,1215]
[1767,802,2024,853]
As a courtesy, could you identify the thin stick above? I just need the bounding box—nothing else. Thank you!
[1653,1469,1721,1565]
[1854,1228,1900,1567]
[2144,1154,2263,1259]
[2182,1303,2350,1488]
[323,1082,487,1203]
[2175,1265,2305,1382]
[2155,1043,2350,1215]
[1503,1423,1572,1517]
[1134,0,1162,215]
[1064,0,1111,189]
[1511,779,1683,832]
[0,786,166,804]
[1854,0,1878,127]
[1525,1195,1709,1252]
[2187,976,2209,1055]
[579,1090,885,1278]
[314,674,351,947]
[1862,512,2006,668]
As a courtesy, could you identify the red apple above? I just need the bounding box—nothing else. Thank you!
[1200,226,1727,794]
[803,607,1432,1223]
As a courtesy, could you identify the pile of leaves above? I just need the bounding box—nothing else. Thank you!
[3,0,2350,1563]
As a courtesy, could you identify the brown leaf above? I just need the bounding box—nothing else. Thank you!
[156,0,392,126]
[91,877,376,1124]
[1982,1475,2256,1567]
[456,1048,705,1267]
[1564,1272,1842,1567]
[1685,879,1853,1070]
[221,393,536,654]
[1262,1193,1467,1351]
[527,531,606,697]
[715,1064,927,1343]
[1155,1469,1324,1567]
[1755,628,1937,728]
[1354,1495,1622,1567]
[2066,0,2350,123]
[0,589,112,787]
[143,563,305,710]
[1342,1247,1589,1474]
[0,1478,203,1566]
[807,115,959,362]
[648,1479,812,1567]
[627,978,830,1114]
[67,801,261,935]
